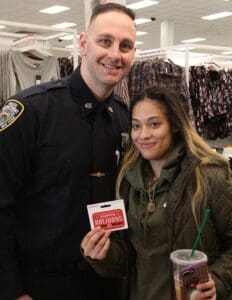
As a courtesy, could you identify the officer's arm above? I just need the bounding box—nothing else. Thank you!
[0,99,35,299]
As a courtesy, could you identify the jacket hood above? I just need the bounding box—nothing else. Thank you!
[124,142,186,193]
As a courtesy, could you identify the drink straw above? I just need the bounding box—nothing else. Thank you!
[190,208,211,257]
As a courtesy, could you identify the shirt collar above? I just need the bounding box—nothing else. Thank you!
[67,67,115,117]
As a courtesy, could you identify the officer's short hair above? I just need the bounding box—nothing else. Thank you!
[89,3,136,26]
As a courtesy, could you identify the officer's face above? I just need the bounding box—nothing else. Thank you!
[79,11,136,97]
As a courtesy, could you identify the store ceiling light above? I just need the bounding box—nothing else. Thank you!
[175,46,196,51]
[52,22,76,29]
[127,1,159,10]
[136,31,148,36]
[182,37,206,43]
[135,41,144,45]
[221,60,232,64]
[65,45,79,50]
[221,51,232,54]
[0,25,6,29]
[135,18,151,25]
[60,34,80,41]
[202,11,232,20]
[40,6,70,14]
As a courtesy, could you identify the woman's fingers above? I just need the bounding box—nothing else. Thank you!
[196,273,216,299]
[90,231,111,260]
[81,227,111,260]
[82,227,103,252]
[81,227,102,253]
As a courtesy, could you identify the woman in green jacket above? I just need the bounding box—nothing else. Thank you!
[81,86,232,300]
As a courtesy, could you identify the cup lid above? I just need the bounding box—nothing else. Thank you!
[170,249,207,265]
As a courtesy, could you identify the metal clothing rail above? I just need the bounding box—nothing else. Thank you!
[168,44,232,84]
[135,44,232,85]
[0,19,79,68]
[135,48,168,60]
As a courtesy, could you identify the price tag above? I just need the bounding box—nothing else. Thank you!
[87,199,128,232]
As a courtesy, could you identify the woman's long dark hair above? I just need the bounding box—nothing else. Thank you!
[116,86,231,227]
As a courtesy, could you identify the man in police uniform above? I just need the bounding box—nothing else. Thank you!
[0,3,136,300]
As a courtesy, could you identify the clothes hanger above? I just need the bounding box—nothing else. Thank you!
[20,46,53,60]
[12,34,53,60]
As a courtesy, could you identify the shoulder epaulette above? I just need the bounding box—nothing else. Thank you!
[15,79,66,99]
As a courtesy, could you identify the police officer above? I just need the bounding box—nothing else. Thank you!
[0,3,136,300]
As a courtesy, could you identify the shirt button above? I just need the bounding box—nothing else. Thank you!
[65,159,71,165]
[84,103,92,109]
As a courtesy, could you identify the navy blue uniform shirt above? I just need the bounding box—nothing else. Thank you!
[0,67,129,299]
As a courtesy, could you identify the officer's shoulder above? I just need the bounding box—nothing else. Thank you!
[113,94,129,111]
[15,79,67,100]
[0,80,67,132]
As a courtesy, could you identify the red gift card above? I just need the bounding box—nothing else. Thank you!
[92,209,125,230]
[87,199,128,232]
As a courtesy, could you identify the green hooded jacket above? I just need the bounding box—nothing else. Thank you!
[87,146,232,300]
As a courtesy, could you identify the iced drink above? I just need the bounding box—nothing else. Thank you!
[170,249,208,300]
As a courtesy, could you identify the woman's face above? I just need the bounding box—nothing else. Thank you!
[131,98,174,162]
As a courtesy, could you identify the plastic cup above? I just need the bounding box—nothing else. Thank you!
[170,249,208,300]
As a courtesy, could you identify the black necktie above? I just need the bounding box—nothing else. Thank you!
[91,103,116,203]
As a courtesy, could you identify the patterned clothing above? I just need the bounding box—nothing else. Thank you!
[114,77,130,107]
[189,66,232,138]
[58,57,74,78]
[127,58,195,127]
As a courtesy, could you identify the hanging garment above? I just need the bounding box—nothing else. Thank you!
[114,77,130,108]
[189,66,232,138]
[58,57,74,78]
[7,50,60,97]
[0,48,11,105]
[127,58,195,127]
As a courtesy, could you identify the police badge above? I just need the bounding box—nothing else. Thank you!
[0,99,24,132]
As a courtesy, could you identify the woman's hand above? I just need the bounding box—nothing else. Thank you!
[81,227,111,260]
[196,273,216,299]
[16,295,33,300]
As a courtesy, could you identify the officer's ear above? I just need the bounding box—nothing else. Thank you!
[79,32,87,57]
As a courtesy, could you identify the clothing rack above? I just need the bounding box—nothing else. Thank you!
[135,48,168,60]
[169,44,232,83]
[0,19,79,67]
[136,44,232,85]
